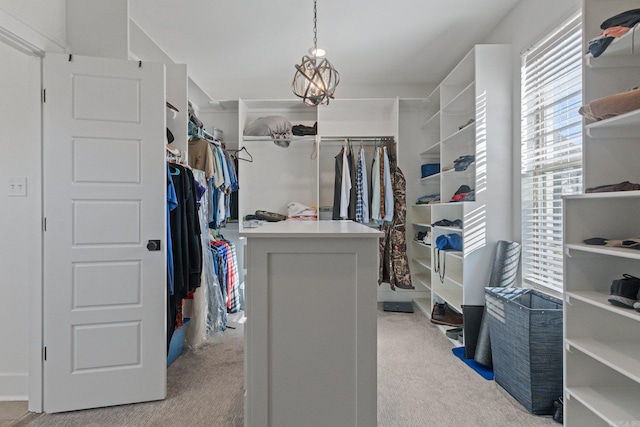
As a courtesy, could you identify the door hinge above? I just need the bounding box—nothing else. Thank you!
[43,346,47,361]
[42,88,46,103]
[43,217,46,232]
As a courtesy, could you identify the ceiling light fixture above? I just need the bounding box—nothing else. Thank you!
[292,0,340,106]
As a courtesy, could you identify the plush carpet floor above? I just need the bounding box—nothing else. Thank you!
[18,306,558,427]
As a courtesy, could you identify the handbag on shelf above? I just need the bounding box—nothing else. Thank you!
[435,233,463,251]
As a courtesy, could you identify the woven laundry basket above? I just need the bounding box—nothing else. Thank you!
[485,287,563,415]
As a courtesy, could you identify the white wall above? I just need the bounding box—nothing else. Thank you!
[481,0,581,239]
[0,0,585,405]
[0,41,41,400]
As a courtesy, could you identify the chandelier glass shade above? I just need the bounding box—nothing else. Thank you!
[292,0,339,106]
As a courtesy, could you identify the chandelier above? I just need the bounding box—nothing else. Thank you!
[292,0,340,106]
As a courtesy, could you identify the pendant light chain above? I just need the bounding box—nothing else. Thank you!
[313,0,317,52]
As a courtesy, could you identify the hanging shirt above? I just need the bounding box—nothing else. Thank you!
[371,147,381,222]
[356,147,369,224]
[383,147,394,222]
[188,138,215,179]
[210,144,225,189]
[166,164,178,295]
[340,146,352,219]
[379,148,386,219]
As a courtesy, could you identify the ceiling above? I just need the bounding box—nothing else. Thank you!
[128,0,520,105]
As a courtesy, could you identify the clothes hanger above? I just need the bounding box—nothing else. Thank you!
[232,146,253,162]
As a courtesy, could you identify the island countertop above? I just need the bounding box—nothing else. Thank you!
[239,220,384,238]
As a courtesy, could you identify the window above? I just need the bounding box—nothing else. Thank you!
[521,13,582,292]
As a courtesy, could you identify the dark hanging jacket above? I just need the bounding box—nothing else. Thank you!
[379,147,413,290]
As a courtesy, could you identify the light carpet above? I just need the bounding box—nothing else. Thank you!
[19,306,557,427]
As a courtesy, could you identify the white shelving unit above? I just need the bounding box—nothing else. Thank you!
[236,97,431,303]
[408,45,512,327]
[564,3,640,423]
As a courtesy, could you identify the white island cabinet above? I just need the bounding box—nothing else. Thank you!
[240,220,383,427]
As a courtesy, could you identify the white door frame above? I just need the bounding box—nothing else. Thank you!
[0,8,64,413]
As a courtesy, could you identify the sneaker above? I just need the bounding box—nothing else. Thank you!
[634,301,640,312]
[607,274,640,308]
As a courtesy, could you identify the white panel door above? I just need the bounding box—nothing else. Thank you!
[42,53,166,413]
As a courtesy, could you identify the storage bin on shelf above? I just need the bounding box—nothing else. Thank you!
[484,287,563,415]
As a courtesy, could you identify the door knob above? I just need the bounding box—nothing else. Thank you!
[146,240,161,251]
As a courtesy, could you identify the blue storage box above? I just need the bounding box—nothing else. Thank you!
[421,163,440,178]
[167,317,190,366]
[485,288,563,415]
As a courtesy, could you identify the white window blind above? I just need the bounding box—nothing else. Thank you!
[521,13,582,292]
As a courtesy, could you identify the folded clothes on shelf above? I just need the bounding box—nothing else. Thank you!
[432,219,462,228]
[416,193,440,204]
[453,154,475,171]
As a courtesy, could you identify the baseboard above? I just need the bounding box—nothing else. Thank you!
[0,373,28,400]
[377,288,429,302]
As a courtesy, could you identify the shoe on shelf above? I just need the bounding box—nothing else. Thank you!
[634,301,640,312]
[607,274,640,308]
[445,326,463,339]
[431,302,463,327]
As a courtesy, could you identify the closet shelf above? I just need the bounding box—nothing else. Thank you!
[420,173,441,183]
[412,222,432,228]
[420,141,441,157]
[566,386,640,425]
[242,135,316,143]
[566,337,640,384]
[413,240,431,249]
[565,243,640,261]
[585,108,640,138]
[420,111,441,130]
[413,258,432,270]
[441,81,475,114]
[440,121,475,146]
[566,290,640,321]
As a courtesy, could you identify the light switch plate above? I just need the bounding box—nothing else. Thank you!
[8,176,27,197]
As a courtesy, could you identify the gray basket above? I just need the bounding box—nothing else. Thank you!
[485,287,563,415]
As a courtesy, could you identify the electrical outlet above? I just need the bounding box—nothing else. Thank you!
[8,176,27,197]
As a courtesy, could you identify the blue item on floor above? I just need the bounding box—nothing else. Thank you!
[167,318,190,366]
[452,346,494,380]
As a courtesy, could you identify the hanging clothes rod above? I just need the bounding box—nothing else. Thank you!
[320,136,396,146]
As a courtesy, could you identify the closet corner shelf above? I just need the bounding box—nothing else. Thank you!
[420,111,441,130]
[434,225,462,233]
[420,173,441,183]
[412,222,432,228]
[413,240,431,249]
[440,121,475,146]
[441,164,475,178]
[440,81,475,114]
[420,141,441,157]
[413,258,432,271]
